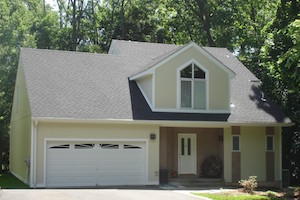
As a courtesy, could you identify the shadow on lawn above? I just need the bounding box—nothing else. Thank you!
[0,173,29,189]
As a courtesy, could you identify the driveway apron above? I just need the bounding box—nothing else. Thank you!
[0,189,207,200]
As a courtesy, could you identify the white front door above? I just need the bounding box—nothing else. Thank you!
[178,134,196,174]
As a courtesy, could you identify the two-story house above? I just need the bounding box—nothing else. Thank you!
[10,40,292,188]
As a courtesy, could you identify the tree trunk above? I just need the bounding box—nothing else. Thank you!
[187,0,215,46]
[57,0,63,29]
[43,0,46,15]
[120,0,126,40]
[76,0,83,47]
[92,0,98,45]
[203,14,215,47]
[72,0,77,51]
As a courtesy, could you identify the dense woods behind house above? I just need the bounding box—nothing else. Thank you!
[0,0,299,184]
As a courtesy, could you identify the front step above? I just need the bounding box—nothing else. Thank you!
[169,177,224,188]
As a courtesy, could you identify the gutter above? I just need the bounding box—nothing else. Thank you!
[31,117,294,127]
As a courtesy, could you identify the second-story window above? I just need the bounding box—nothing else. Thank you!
[180,63,206,109]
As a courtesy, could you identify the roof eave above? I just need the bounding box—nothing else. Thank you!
[31,117,294,127]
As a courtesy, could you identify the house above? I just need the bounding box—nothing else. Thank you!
[10,40,292,188]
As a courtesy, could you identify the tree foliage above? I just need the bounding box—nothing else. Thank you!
[0,0,299,183]
[259,0,300,182]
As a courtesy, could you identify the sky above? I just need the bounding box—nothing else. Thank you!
[45,0,58,11]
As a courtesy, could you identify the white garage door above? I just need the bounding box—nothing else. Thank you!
[46,141,146,187]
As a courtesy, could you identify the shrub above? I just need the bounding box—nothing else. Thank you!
[201,155,223,178]
[239,176,257,194]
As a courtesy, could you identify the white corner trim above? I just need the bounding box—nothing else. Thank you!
[33,120,38,188]
[228,75,232,111]
[30,121,34,187]
[43,139,47,187]
[279,128,282,188]
[136,82,154,111]
[129,42,235,81]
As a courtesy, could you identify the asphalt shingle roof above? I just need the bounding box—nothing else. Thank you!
[19,40,291,124]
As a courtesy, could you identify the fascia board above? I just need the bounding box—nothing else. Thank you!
[31,117,294,127]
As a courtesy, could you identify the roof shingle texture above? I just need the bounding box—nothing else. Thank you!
[20,40,291,123]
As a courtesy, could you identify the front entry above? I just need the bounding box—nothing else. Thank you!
[178,134,196,174]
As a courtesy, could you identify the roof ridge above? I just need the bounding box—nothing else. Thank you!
[111,39,179,47]
[20,47,120,58]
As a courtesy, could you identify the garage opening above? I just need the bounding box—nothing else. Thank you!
[46,141,147,187]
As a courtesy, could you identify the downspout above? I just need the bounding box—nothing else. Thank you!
[33,120,38,188]
[30,120,34,187]
[30,119,38,188]
[279,127,282,188]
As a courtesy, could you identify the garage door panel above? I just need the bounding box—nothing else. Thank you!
[72,165,96,171]
[48,151,71,159]
[46,141,147,187]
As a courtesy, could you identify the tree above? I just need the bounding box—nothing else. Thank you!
[259,0,300,184]
[0,0,43,172]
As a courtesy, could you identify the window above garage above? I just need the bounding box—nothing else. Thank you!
[130,42,234,114]
[179,62,207,110]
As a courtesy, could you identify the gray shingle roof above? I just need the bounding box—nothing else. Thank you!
[19,40,291,124]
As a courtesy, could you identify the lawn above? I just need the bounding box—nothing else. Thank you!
[191,191,281,200]
[0,173,29,189]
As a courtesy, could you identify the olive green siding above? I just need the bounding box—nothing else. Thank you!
[223,127,232,182]
[9,59,32,184]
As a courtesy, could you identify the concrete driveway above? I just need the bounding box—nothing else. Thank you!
[0,189,206,200]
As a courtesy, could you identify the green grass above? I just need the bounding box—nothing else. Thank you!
[0,173,29,189]
[191,192,281,200]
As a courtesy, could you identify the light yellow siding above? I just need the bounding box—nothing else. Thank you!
[223,126,281,184]
[9,59,32,184]
[274,127,281,181]
[240,126,266,181]
[223,127,232,182]
[136,75,152,105]
[35,122,160,186]
[155,46,229,110]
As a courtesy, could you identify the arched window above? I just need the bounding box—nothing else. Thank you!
[180,63,207,109]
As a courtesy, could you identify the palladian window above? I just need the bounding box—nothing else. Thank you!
[180,63,206,109]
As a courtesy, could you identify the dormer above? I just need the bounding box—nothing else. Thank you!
[129,42,235,113]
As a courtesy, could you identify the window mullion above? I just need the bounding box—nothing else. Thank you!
[192,64,194,109]
[191,79,194,109]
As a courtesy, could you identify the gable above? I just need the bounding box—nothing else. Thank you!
[155,45,230,112]
[10,58,32,122]
[131,43,232,113]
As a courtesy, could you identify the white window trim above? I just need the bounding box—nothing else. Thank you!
[266,135,274,152]
[232,135,240,152]
[177,59,209,110]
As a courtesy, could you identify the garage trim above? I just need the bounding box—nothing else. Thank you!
[43,138,149,188]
